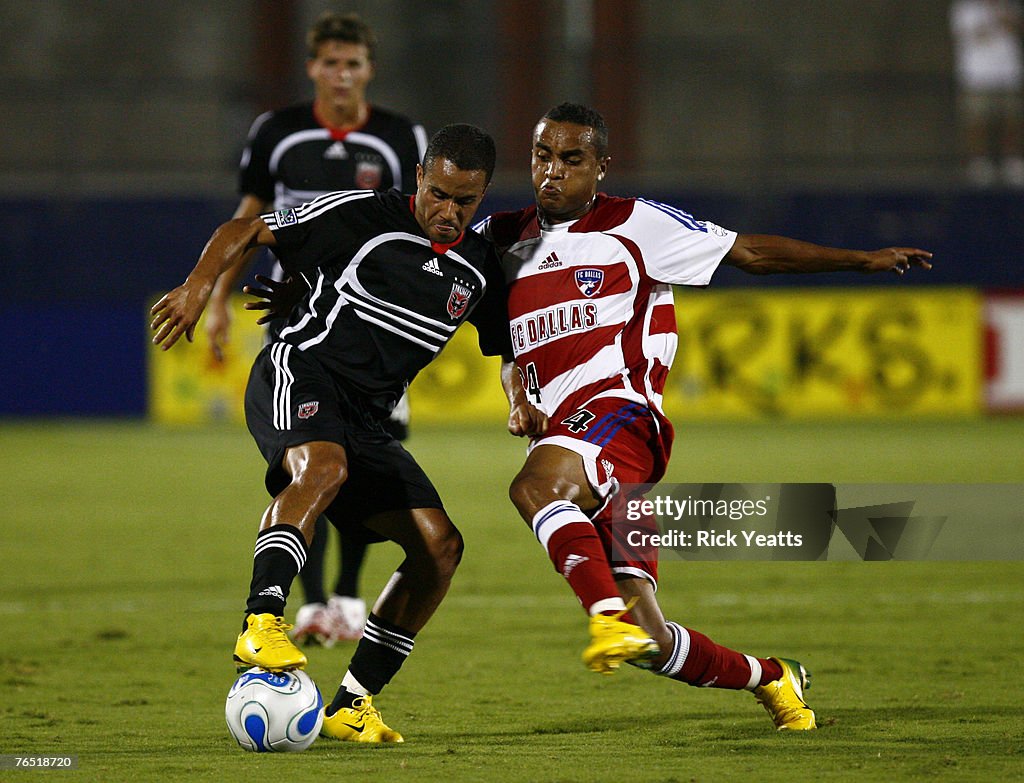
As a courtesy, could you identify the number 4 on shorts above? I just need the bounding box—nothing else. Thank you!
[561,408,596,433]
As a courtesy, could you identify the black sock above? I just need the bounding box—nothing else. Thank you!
[297,516,329,605]
[244,524,308,621]
[327,687,360,715]
[333,529,370,598]
[328,613,416,714]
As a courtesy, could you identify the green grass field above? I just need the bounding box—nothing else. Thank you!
[2,419,1022,781]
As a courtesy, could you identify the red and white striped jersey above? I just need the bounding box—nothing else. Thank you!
[478,194,736,418]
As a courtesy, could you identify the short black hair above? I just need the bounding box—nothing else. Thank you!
[423,124,496,183]
[307,11,377,60]
[542,103,609,158]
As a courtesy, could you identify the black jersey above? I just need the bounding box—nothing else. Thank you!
[240,102,427,209]
[262,189,510,415]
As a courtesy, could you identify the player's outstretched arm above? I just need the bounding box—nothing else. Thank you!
[502,358,548,438]
[150,217,276,350]
[725,234,933,276]
[205,195,271,362]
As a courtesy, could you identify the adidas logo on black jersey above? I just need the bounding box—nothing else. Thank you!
[324,141,348,160]
[422,257,443,276]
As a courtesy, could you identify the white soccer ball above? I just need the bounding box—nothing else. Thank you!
[225,667,324,752]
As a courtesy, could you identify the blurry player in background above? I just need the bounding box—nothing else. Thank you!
[950,0,1024,187]
[206,11,428,646]
[152,125,507,743]
[479,103,933,731]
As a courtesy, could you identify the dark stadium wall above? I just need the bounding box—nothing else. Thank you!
[3,197,231,417]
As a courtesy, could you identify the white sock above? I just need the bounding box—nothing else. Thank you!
[589,597,628,616]
[341,670,370,697]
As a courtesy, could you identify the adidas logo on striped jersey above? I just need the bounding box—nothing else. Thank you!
[538,251,562,269]
[421,257,443,276]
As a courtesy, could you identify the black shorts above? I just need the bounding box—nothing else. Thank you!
[244,342,444,533]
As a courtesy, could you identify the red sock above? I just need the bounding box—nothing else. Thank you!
[661,622,782,689]
[531,501,628,618]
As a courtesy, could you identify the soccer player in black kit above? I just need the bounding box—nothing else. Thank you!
[205,12,428,646]
[152,125,507,743]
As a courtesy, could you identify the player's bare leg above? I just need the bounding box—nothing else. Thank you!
[321,507,463,743]
[363,507,464,631]
[614,576,672,665]
[235,441,348,672]
[260,442,349,544]
[509,445,658,673]
[616,574,815,730]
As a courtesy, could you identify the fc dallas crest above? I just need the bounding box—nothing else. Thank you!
[447,283,471,319]
[575,268,604,297]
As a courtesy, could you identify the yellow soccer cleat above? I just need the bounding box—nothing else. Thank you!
[233,613,308,672]
[754,657,817,731]
[582,606,660,675]
[320,695,404,743]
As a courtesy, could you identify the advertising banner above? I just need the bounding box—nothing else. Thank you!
[985,292,1024,413]
[148,297,265,425]
[148,289,983,424]
[668,288,981,419]
[147,296,506,425]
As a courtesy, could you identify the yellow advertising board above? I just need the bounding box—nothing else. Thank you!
[148,288,982,425]
[668,287,982,419]
[406,327,506,421]
[146,296,506,426]
[148,297,266,425]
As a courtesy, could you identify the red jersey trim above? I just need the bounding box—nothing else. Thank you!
[607,231,660,400]
[507,261,634,311]
[568,194,635,233]
[648,303,677,336]
[515,323,622,370]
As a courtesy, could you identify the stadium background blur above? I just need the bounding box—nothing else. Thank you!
[2,0,1021,420]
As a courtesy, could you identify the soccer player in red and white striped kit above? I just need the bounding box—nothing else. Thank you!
[478,103,933,730]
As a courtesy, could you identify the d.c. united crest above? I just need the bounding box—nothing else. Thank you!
[575,268,604,297]
[447,283,471,319]
[297,401,319,419]
[355,160,383,189]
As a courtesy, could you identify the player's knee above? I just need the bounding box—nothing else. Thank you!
[293,457,348,500]
[507,474,532,518]
[404,510,464,576]
[417,523,463,583]
[434,526,464,579]
[508,469,581,521]
[284,442,349,501]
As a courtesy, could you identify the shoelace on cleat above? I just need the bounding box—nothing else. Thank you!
[607,596,640,623]
[258,618,295,647]
[349,696,381,720]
